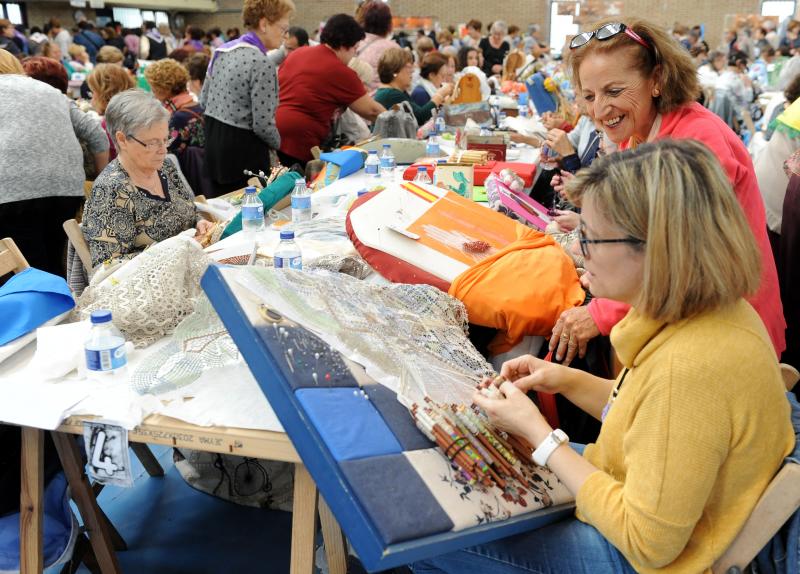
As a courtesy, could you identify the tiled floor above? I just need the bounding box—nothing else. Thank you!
[46,445,295,574]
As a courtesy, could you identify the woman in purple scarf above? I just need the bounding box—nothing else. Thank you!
[199,0,295,196]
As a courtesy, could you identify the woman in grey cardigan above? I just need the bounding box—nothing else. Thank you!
[200,0,294,196]
[0,66,84,276]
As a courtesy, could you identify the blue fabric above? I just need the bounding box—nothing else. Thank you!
[0,267,74,345]
[362,384,434,451]
[526,73,558,115]
[753,391,800,574]
[221,172,303,239]
[340,453,453,544]
[0,472,74,570]
[410,515,636,574]
[295,388,403,461]
[411,85,432,107]
[319,150,365,179]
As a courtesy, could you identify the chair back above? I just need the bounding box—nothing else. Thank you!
[62,219,93,276]
[0,237,29,277]
[712,363,800,573]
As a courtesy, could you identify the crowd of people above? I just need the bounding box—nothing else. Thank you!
[1,1,799,572]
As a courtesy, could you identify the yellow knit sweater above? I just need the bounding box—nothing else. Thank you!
[575,300,794,573]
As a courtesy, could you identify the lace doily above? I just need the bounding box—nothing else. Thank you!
[77,236,212,347]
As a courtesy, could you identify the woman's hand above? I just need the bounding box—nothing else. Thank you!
[541,111,564,130]
[194,219,214,239]
[473,381,552,446]
[551,169,575,201]
[432,83,454,106]
[498,354,576,395]
[553,209,580,232]
[549,306,600,365]
[545,128,575,157]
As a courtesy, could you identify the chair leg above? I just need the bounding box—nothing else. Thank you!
[51,432,121,574]
[130,442,164,477]
[60,532,101,574]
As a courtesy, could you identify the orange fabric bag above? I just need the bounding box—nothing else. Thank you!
[448,226,585,354]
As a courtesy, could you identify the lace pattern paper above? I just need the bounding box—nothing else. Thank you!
[237,267,493,404]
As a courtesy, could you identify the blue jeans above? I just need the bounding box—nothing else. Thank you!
[410,444,637,574]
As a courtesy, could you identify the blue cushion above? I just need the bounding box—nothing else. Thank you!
[0,267,74,345]
[363,384,434,451]
[340,453,453,544]
[319,150,365,178]
[295,387,403,461]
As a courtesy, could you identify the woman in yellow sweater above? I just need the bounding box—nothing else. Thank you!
[412,139,794,574]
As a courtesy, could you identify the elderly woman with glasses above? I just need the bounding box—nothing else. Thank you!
[411,139,794,574]
[547,17,785,366]
[82,90,213,268]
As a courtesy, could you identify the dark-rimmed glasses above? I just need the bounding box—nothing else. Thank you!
[128,134,174,152]
[570,22,651,52]
[578,223,645,259]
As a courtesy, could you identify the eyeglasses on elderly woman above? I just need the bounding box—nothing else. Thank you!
[127,134,175,151]
[569,22,651,52]
[577,221,645,259]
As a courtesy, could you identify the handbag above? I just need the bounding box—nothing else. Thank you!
[372,101,418,139]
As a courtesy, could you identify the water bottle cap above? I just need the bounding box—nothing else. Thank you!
[368,150,377,154]
[244,186,257,194]
[418,166,427,172]
[382,144,391,149]
[280,229,295,240]
[90,309,112,324]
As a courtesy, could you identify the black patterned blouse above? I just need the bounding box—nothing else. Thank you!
[83,158,197,267]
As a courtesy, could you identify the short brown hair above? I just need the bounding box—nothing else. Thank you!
[466,19,482,32]
[420,52,448,79]
[97,45,124,64]
[22,56,68,93]
[242,0,295,28]
[144,58,189,97]
[566,17,699,114]
[87,63,135,110]
[566,139,760,322]
[378,47,413,84]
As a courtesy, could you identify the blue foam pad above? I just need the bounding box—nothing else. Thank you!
[295,388,403,461]
[362,384,434,451]
[340,453,454,544]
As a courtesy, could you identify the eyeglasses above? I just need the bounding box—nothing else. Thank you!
[128,134,174,151]
[570,22,652,53]
[578,223,645,259]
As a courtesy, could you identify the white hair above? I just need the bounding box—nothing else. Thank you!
[105,89,169,140]
[491,21,508,36]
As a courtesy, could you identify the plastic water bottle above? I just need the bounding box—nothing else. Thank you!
[379,144,395,180]
[291,178,312,223]
[517,92,529,118]
[426,134,440,157]
[413,166,432,184]
[85,310,127,380]
[365,150,380,177]
[435,113,446,134]
[241,186,265,235]
[274,229,302,270]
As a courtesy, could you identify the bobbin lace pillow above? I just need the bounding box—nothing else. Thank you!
[77,235,212,347]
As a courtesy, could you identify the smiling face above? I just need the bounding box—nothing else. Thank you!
[577,47,659,145]
[572,195,645,304]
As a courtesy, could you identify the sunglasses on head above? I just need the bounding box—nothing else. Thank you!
[570,22,652,52]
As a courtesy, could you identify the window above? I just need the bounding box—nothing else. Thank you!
[549,1,580,54]
[0,2,24,26]
[112,7,169,29]
[761,0,796,19]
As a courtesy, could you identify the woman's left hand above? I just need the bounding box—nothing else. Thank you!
[545,128,575,157]
[194,219,214,238]
[553,209,580,232]
[473,381,552,446]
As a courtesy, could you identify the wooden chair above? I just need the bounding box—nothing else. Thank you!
[63,219,93,278]
[712,363,800,574]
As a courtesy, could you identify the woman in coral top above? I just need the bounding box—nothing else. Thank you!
[412,139,794,574]
[548,18,785,365]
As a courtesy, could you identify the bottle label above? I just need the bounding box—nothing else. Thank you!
[365,162,379,175]
[242,205,264,220]
[85,344,127,372]
[291,195,311,210]
[274,256,302,270]
[380,157,393,169]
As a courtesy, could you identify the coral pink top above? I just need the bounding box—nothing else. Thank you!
[587,102,786,355]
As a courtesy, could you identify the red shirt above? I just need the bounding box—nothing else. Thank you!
[588,103,786,355]
[276,45,366,162]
